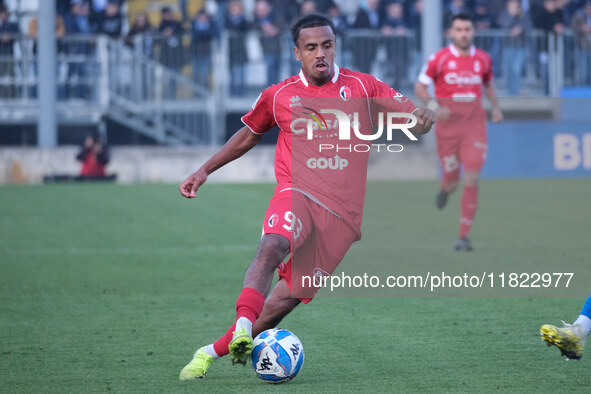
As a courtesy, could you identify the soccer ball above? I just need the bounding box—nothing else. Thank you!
[251,328,305,383]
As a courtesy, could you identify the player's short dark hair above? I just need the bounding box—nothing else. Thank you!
[450,12,473,28]
[291,14,336,46]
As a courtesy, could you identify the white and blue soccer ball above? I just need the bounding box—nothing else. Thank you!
[251,328,304,383]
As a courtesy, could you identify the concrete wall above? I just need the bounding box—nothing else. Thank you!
[0,146,439,185]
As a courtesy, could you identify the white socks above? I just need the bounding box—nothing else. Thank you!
[235,316,253,337]
[573,315,591,337]
[202,344,219,360]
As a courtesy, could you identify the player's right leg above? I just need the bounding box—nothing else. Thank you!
[435,134,460,210]
[229,233,290,365]
[180,192,310,379]
[179,234,291,379]
[540,295,591,360]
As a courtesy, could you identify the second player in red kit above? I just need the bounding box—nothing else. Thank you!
[415,13,503,252]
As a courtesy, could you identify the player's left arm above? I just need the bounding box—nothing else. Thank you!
[483,81,503,123]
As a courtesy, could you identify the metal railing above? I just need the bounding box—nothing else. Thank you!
[0,29,589,145]
[0,34,215,145]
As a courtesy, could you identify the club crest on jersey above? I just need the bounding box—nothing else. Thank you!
[474,60,480,73]
[268,213,279,228]
[290,96,301,108]
[448,60,457,69]
[339,86,351,102]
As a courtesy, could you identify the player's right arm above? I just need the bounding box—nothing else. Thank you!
[179,127,263,198]
[414,53,451,120]
[180,86,277,198]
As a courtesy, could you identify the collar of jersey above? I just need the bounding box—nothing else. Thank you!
[298,63,340,87]
[449,44,476,57]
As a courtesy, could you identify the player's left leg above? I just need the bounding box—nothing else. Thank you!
[455,133,488,251]
[253,279,301,337]
[454,169,479,252]
[540,294,591,360]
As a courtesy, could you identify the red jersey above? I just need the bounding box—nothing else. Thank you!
[418,44,492,136]
[242,65,417,235]
[79,149,106,177]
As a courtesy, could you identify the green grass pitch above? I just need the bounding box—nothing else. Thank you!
[1,180,590,393]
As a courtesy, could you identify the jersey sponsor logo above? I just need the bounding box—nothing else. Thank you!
[290,96,302,108]
[306,155,349,170]
[452,92,478,102]
[307,109,418,141]
[339,86,351,102]
[444,72,482,86]
[303,106,328,130]
[268,213,279,228]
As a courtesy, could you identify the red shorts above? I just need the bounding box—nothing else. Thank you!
[436,130,488,181]
[262,190,357,303]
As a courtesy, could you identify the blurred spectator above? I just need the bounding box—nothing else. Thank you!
[474,0,495,29]
[268,0,299,25]
[381,1,408,87]
[255,0,282,85]
[408,0,424,83]
[571,1,591,84]
[498,0,530,95]
[94,0,122,39]
[180,0,189,23]
[76,132,110,177]
[225,0,248,96]
[57,0,72,17]
[28,13,66,98]
[534,0,564,94]
[556,0,576,24]
[125,11,152,56]
[327,2,348,38]
[190,8,217,89]
[90,0,109,14]
[300,0,317,17]
[158,6,184,98]
[124,11,152,100]
[314,0,334,14]
[444,0,470,29]
[534,0,565,33]
[473,1,499,74]
[352,0,382,74]
[64,0,93,99]
[0,5,18,99]
[486,0,510,21]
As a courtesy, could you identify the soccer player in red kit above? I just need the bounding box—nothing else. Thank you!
[415,13,503,252]
[178,14,436,379]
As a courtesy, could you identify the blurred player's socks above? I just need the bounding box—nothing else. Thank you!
[202,344,220,360]
[211,287,265,357]
[459,185,478,238]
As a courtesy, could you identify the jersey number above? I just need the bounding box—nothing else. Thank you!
[283,211,303,240]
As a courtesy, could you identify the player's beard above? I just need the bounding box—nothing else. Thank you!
[455,37,472,51]
[309,61,332,84]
